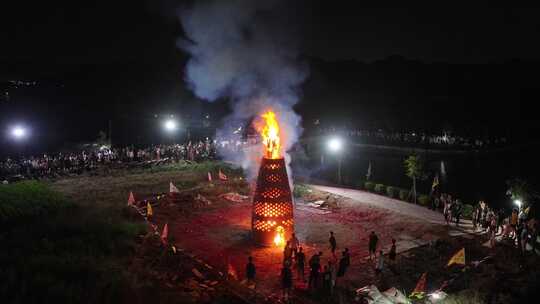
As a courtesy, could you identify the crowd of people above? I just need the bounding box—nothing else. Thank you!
[241,192,538,302]
[244,230,396,302]
[432,193,538,254]
[314,127,508,150]
[0,140,221,181]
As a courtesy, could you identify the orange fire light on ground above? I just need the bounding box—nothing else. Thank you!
[259,110,281,159]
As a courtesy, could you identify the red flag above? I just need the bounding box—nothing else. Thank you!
[410,272,427,298]
[161,223,169,245]
[127,191,136,206]
[219,169,228,181]
[207,172,213,182]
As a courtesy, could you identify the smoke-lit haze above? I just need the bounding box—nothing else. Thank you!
[178,0,308,180]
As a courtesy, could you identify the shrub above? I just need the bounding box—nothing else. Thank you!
[364,182,375,192]
[399,189,409,201]
[462,204,474,219]
[293,184,311,198]
[374,184,386,194]
[418,194,431,206]
[386,186,398,198]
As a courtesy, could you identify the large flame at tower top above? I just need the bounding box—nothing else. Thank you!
[260,110,281,159]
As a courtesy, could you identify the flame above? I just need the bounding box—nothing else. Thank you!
[273,226,285,247]
[259,110,281,159]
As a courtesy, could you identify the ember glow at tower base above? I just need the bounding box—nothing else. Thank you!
[252,157,294,246]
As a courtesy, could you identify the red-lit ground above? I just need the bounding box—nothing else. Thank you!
[151,184,466,297]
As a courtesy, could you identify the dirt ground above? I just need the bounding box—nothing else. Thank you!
[49,163,539,303]
[148,183,455,301]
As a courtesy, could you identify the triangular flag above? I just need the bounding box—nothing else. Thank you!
[161,223,169,245]
[410,272,427,299]
[147,202,153,217]
[208,172,213,182]
[219,169,228,181]
[432,174,439,190]
[127,191,136,206]
[170,182,180,193]
[447,248,465,267]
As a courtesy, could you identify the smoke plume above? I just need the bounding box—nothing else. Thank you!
[178,0,308,180]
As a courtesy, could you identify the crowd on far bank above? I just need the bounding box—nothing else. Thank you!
[0,140,225,181]
[314,127,508,150]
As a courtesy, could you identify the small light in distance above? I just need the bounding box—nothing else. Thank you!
[327,137,343,153]
[514,199,522,208]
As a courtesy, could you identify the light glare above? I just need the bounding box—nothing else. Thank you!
[164,120,177,132]
[327,137,343,152]
[11,126,27,139]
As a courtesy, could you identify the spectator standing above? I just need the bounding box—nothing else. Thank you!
[322,265,332,299]
[337,252,348,278]
[368,231,378,260]
[246,256,256,285]
[283,240,293,266]
[329,231,337,257]
[281,263,293,301]
[289,233,299,259]
[296,246,306,282]
[511,209,519,239]
[520,224,529,254]
[454,200,463,226]
[389,239,397,267]
[308,252,322,290]
[375,250,384,275]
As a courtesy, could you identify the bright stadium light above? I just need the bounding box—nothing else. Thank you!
[10,126,27,140]
[163,119,178,132]
[327,137,343,153]
[326,137,344,184]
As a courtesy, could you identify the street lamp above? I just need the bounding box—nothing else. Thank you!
[327,137,344,184]
[162,119,179,144]
[10,125,28,140]
[163,119,178,132]
[327,137,343,153]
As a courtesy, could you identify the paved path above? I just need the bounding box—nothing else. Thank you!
[309,185,446,224]
[308,184,478,236]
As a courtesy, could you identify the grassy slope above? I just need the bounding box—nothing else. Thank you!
[0,161,240,304]
[50,161,239,209]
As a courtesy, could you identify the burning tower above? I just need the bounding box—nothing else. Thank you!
[252,111,294,246]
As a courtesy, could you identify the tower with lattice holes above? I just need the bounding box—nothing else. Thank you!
[252,157,294,246]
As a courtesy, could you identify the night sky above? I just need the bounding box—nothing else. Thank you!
[2,2,540,153]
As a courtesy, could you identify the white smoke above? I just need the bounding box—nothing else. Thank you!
[178,0,308,181]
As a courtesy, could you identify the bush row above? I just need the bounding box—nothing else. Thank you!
[362,181,475,219]
[364,181,411,201]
